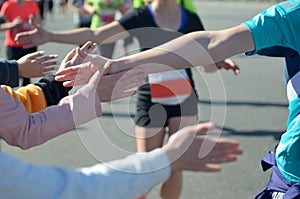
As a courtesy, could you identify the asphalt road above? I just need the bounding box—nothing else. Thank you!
[0,1,288,199]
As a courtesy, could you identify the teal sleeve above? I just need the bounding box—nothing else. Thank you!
[243,2,300,55]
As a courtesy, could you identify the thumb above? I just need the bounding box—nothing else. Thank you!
[28,14,34,25]
[77,47,90,61]
[88,61,112,87]
[196,122,214,136]
[77,48,109,67]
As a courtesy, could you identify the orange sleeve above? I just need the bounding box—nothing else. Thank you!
[1,84,47,113]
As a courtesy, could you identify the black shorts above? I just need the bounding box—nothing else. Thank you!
[135,92,198,128]
[6,46,37,60]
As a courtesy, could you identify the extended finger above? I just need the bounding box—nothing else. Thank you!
[77,48,108,66]
[80,41,93,51]
[40,60,60,67]
[197,164,221,172]
[196,122,215,135]
[56,66,80,76]
[62,48,77,64]
[63,77,88,87]
[55,73,79,82]
[205,154,238,164]
[38,54,59,62]
[42,66,58,73]
[26,51,46,59]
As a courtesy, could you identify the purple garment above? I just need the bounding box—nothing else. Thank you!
[0,84,101,149]
[255,151,300,199]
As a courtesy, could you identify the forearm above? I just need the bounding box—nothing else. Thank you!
[0,84,101,149]
[0,149,170,199]
[48,22,126,45]
[111,25,254,73]
[49,28,97,45]
[1,74,71,113]
[0,22,17,31]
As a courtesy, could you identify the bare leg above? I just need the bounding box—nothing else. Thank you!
[135,125,166,198]
[160,115,197,199]
[135,125,166,152]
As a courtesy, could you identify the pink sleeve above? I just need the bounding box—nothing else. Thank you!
[0,85,101,149]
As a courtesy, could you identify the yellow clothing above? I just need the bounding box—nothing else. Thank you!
[1,84,47,113]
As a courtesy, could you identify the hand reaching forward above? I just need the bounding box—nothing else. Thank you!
[215,59,240,75]
[55,46,109,87]
[17,51,58,78]
[14,22,49,48]
[162,122,243,172]
[58,41,98,72]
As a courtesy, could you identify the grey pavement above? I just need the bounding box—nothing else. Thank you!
[0,1,288,199]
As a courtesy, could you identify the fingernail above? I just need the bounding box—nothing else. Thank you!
[51,54,58,58]
[39,51,45,54]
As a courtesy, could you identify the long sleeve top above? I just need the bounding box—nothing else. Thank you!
[0,148,170,199]
[0,83,101,149]
[1,74,71,113]
[0,58,19,87]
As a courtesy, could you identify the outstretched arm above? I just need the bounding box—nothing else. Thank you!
[0,122,242,199]
[15,21,129,48]
[0,68,104,149]
[110,25,254,74]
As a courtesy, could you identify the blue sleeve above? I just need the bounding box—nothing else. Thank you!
[0,149,170,199]
[0,59,19,87]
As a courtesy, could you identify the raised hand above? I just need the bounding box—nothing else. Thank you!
[14,22,49,48]
[17,51,59,78]
[56,46,109,87]
[58,41,98,72]
[163,122,243,172]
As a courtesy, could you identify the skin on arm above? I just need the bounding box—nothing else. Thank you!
[110,25,254,74]
[0,122,242,199]
[14,21,130,48]
[55,46,147,102]
[0,16,23,31]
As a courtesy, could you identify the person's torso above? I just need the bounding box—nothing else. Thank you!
[119,4,204,97]
[1,0,39,47]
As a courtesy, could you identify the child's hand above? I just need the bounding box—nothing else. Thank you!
[17,51,58,78]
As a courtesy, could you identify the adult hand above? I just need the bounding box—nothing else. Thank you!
[58,41,98,72]
[14,22,49,48]
[11,17,23,28]
[215,58,240,75]
[17,51,59,78]
[163,122,243,172]
[55,47,110,87]
[97,69,146,102]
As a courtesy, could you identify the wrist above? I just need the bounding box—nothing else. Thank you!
[110,58,132,74]
[16,61,24,77]
[162,145,180,172]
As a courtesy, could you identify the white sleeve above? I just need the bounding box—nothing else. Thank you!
[0,149,171,199]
